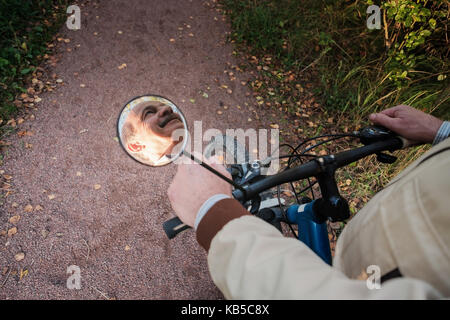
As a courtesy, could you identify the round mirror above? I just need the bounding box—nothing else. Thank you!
[117,95,188,166]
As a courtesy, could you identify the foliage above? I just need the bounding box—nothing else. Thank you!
[0,0,67,120]
[222,0,449,217]
[379,0,449,87]
[222,0,449,119]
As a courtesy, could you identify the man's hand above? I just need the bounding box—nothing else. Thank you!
[167,156,232,227]
[369,105,443,144]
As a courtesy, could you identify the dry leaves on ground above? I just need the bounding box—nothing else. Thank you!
[14,253,25,262]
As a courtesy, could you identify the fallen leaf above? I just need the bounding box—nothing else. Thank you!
[41,229,49,238]
[117,30,123,34]
[56,79,63,83]
[18,130,34,137]
[217,110,223,115]
[169,38,175,42]
[7,119,17,127]
[19,268,28,280]
[80,84,86,88]
[0,140,12,146]
[270,124,279,129]
[9,215,20,224]
[48,194,56,200]
[79,129,88,134]
[117,63,127,70]
[76,171,82,176]
[11,202,19,208]
[24,204,33,213]
[345,179,352,186]
[34,205,43,211]
[14,252,25,262]
[8,227,17,237]
[94,184,101,190]
[125,245,131,251]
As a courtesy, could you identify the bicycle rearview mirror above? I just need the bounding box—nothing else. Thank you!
[117,95,188,167]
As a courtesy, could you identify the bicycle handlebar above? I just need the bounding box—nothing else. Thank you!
[232,136,404,202]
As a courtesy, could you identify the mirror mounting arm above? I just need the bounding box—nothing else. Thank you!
[184,151,247,196]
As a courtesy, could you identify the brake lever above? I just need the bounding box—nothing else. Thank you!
[357,125,395,145]
[356,126,413,149]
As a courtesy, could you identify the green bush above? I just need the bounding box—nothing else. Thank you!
[222,0,449,118]
[0,0,67,120]
[380,0,449,87]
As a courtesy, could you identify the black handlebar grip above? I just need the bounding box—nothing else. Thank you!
[163,217,191,239]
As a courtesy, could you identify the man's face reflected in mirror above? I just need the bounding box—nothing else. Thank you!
[121,101,185,165]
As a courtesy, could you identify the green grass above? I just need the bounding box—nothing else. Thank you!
[221,0,449,217]
[222,0,449,118]
[0,0,67,122]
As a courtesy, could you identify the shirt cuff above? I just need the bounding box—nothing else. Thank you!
[194,194,231,230]
[433,121,450,145]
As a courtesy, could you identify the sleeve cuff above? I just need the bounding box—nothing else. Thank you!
[433,121,450,145]
[196,198,250,251]
[194,194,231,230]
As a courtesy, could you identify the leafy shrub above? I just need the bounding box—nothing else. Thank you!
[0,0,67,120]
[222,0,449,118]
[379,0,449,87]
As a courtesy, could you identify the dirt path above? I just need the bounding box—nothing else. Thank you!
[0,0,263,299]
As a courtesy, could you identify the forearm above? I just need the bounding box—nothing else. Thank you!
[197,199,442,299]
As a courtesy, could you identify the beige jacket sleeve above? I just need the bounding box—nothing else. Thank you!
[196,138,450,299]
[203,212,441,299]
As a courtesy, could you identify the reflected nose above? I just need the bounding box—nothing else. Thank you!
[157,106,172,118]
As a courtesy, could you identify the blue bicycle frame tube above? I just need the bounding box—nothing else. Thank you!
[286,201,332,265]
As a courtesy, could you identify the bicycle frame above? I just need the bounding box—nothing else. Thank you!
[286,201,332,265]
